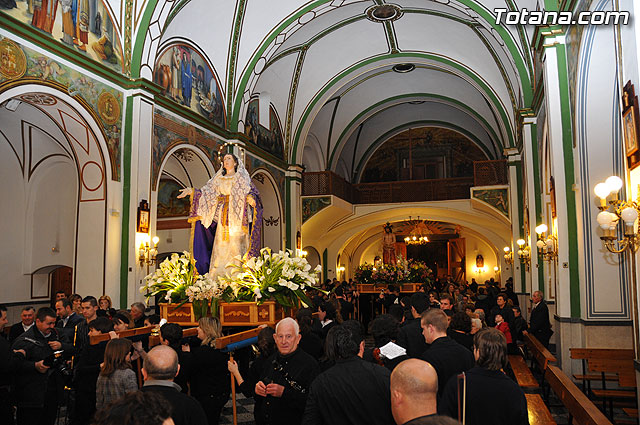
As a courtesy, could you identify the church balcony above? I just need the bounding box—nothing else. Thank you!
[302,160,507,204]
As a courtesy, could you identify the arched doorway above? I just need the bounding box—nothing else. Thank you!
[251,170,283,251]
[0,86,111,303]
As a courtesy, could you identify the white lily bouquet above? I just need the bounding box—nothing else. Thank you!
[219,248,322,308]
[141,251,232,319]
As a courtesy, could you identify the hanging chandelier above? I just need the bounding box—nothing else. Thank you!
[404,217,430,245]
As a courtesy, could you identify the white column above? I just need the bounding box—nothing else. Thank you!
[505,149,524,292]
[522,118,541,294]
[286,165,304,253]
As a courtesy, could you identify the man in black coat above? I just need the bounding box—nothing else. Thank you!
[0,304,24,425]
[255,317,318,425]
[141,345,207,425]
[11,307,68,425]
[8,306,35,343]
[303,323,394,425]
[420,308,474,400]
[439,328,528,425]
[397,293,430,358]
[487,294,515,331]
[54,298,83,342]
[525,290,553,348]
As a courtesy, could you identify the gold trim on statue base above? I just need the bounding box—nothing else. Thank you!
[357,283,423,294]
[159,300,292,327]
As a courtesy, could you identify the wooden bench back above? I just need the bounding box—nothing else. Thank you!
[588,358,637,388]
[525,333,556,370]
[545,365,613,425]
[570,348,634,360]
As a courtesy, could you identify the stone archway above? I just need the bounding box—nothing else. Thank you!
[0,85,112,301]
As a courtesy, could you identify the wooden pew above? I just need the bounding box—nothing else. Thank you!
[525,393,556,425]
[524,333,557,373]
[545,364,612,425]
[588,358,637,417]
[509,354,540,389]
[569,348,633,394]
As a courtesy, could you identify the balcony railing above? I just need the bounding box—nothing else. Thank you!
[302,160,507,204]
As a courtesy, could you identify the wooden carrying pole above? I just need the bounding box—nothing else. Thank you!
[230,352,237,425]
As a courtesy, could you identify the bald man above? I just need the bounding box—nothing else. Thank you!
[141,345,207,425]
[390,359,439,425]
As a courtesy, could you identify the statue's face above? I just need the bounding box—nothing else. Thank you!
[223,154,237,173]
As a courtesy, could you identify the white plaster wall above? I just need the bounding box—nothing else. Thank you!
[463,231,500,284]
[156,227,191,256]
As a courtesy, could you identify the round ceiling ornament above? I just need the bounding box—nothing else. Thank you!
[366,4,403,23]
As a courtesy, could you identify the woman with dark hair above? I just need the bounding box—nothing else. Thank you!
[317,301,339,340]
[295,308,323,360]
[447,312,474,351]
[112,312,132,332]
[186,317,230,425]
[439,328,528,425]
[366,314,407,371]
[96,339,137,409]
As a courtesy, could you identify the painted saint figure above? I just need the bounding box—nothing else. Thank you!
[181,52,193,107]
[382,222,396,265]
[178,153,263,280]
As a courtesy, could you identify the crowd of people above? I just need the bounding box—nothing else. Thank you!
[0,276,553,425]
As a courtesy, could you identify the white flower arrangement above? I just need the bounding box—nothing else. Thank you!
[219,248,323,307]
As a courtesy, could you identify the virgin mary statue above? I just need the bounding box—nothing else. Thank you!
[178,153,263,280]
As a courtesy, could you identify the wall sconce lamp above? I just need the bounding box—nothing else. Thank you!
[535,224,558,261]
[503,246,513,264]
[594,175,640,357]
[494,266,500,272]
[337,265,345,279]
[139,236,159,270]
[594,176,639,253]
[516,239,531,270]
[296,249,308,258]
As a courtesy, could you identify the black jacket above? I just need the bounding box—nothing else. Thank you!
[141,381,208,425]
[488,305,515,331]
[421,336,474,399]
[299,330,324,360]
[302,356,394,425]
[439,367,529,425]
[529,301,553,343]
[11,327,59,408]
[55,313,83,343]
[188,344,230,397]
[397,318,429,358]
[255,348,318,425]
[0,334,23,389]
[8,322,31,343]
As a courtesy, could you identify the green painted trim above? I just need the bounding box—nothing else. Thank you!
[323,248,328,283]
[554,43,580,318]
[514,161,526,292]
[383,21,399,54]
[325,97,340,169]
[119,97,134,308]
[3,13,132,86]
[131,0,160,79]
[285,47,307,153]
[230,0,532,131]
[285,177,292,250]
[292,52,515,162]
[226,0,247,129]
[354,120,492,182]
[162,0,191,31]
[327,92,503,170]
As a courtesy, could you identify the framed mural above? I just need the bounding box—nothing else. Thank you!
[157,179,191,218]
[1,0,124,72]
[153,44,225,128]
[244,98,284,160]
[623,81,640,169]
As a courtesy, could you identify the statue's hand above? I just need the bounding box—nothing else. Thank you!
[177,187,193,199]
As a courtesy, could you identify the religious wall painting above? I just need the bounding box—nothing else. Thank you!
[244,152,286,201]
[622,82,640,169]
[302,196,331,224]
[471,188,509,218]
[244,98,285,160]
[152,109,223,188]
[0,36,123,180]
[153,45,225,129]
[157,178,191,218]
[1,0,124,72]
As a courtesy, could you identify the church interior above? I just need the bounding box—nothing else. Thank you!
[3,0,640,424]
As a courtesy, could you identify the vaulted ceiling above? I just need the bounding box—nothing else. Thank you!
[160,0,537,178]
